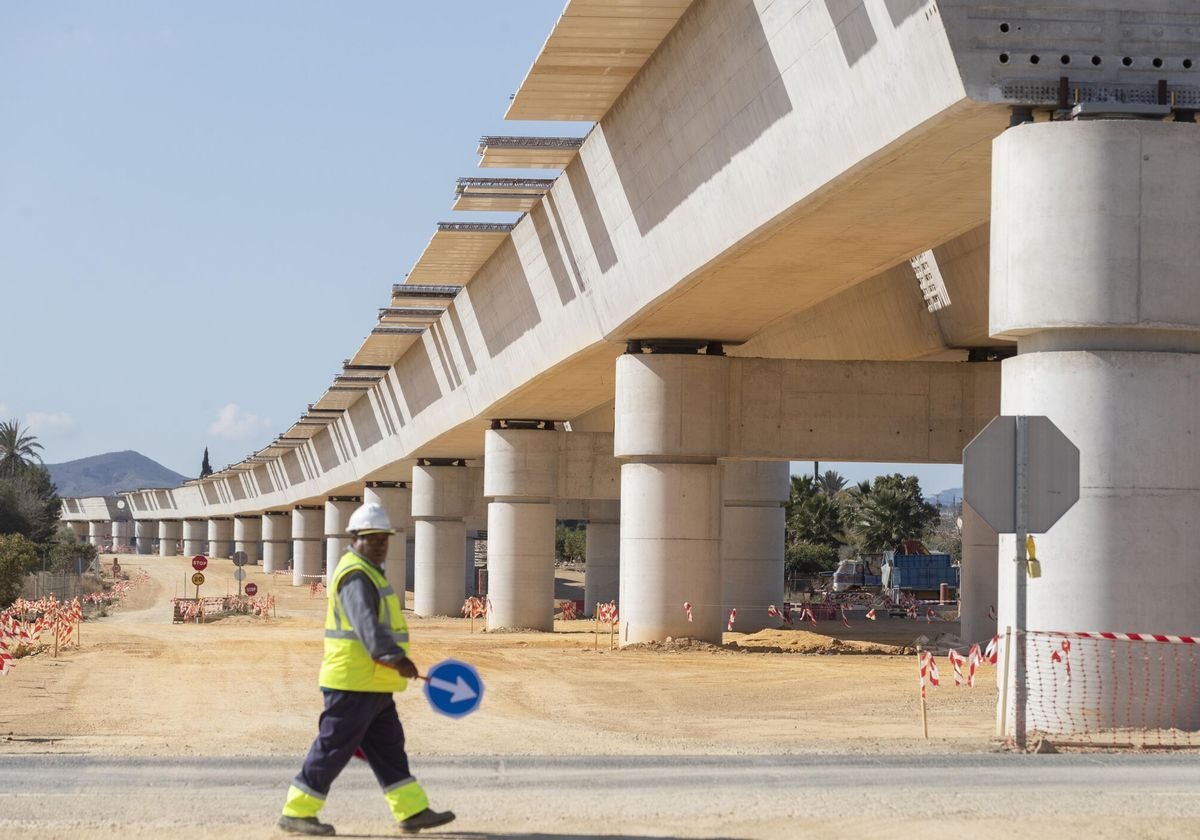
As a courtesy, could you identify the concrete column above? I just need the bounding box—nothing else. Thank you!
[616,348,728,645]
[88,520,108,548]
[364,482,412,598]
[134,520,155,555]
[411,462,469,617]
[111,520,131,551]
[292,505,324,587]
[721,460,788,633]
[324,496,361,586]
[207,517,233,559]
[584,500,620,616]
[234,515,262,565]
[958,502,998,647]
[158,520,181,557]
[485,425,559,631]
[261,511,292,574]
[991,119,1200,733]
[182,519,206,557]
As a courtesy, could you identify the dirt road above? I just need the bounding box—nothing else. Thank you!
[1,554,1196,838]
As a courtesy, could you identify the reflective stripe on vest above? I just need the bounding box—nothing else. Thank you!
[317,550,410,693]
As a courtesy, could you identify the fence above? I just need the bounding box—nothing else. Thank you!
[1000,630,1200,749]
[21,571,104,602]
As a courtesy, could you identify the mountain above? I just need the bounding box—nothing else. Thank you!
[930,487,963,507]
[45,451,187,497]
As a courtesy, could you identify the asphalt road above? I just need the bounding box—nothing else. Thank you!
[2,752,1199,839]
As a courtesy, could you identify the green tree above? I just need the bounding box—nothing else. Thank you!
[0,420,43,478]
[200,447,213,478]
[555,524,586,564]
[844,474,938,552]
[784,540,840,576]
[0,532,39,606]
[815,470,847,496]
[0,464,61,544]
[47,540,98,575]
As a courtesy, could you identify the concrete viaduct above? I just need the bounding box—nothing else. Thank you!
[61,1,1200,728]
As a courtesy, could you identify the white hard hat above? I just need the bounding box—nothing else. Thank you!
[347,502,395,536]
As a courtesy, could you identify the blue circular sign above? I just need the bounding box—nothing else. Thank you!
[423,658,483,718]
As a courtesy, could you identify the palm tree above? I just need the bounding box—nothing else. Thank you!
[816,470,847,496]
[0,420,43,478]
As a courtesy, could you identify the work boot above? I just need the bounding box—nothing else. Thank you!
[277,814,336,836]
[399,807,456,833]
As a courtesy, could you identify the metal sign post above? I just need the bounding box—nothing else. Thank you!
[963,414,1080,752]
[1013,416,1029,750]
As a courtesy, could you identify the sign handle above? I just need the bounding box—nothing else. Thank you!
[1014,416,1029,751]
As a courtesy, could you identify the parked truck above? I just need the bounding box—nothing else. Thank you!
[831,544,958,598]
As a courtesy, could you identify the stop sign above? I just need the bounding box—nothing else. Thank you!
[244,582,258,596]
[191,555,208,572]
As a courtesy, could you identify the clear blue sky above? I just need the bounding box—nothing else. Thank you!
[0,1,962,497]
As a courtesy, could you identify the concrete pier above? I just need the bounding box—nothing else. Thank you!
[720,460,788,633]
[584,500,619,616]
[411,463,469,616]
[158,520,181,557]
[261,511,291,574]
[616,350,726,645]
[207,517,233,559]
[182,519,206,557]
[291,505,324,587]
[364,482,411,596]
[485,425,559,631]
[234,514,261,565]
[991,119,1200,733]
[323,496,360,586]
[134,520,156,555]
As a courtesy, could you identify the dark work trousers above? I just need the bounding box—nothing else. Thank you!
[296,689,414,796]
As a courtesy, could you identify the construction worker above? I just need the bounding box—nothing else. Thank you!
[278,502,455,836]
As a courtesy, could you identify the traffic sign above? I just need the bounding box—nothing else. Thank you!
[244,582,258,596]
[423,658,483,719]
[191,572,205,586]
[963,415,1080,533]
[232,551,248,567]
[191,555,208,572]
[233,567,246,581]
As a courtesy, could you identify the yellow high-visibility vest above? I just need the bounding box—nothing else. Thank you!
[318,550,410,692]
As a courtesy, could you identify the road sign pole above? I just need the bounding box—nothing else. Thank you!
[1014,415,1029,751]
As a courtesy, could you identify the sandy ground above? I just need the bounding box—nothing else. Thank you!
[0,553,993,759]
[4,554,1196,838]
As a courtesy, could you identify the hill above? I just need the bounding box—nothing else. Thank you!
[45,451,187,497]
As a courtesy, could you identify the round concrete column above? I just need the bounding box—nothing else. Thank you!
[111,520,131,552]
[958,502,997,647]
[485,426,559,631]
[234,515,262,565]
[364,482,412,598]
[584,500,620,616]
[134,520,156,555]
[324,496,361,586]
[721,460,788,633]
[182,519,206,557]
[991,119,1200,733]
[261,511,292,574]
[411,463,469,617]
[68,521,89,543]
[158,520,181,557]
[88,520,108,548]
[615,350,728,645]
[292,505,324,587]
[207,517,233,559]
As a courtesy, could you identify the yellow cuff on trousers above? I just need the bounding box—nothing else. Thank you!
[282,784,326,818]
[383,778,430,822]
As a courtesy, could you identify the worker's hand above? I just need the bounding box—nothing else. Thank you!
[392,656,419,679]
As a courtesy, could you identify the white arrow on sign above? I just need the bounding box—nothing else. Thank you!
[427,675,477,704]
